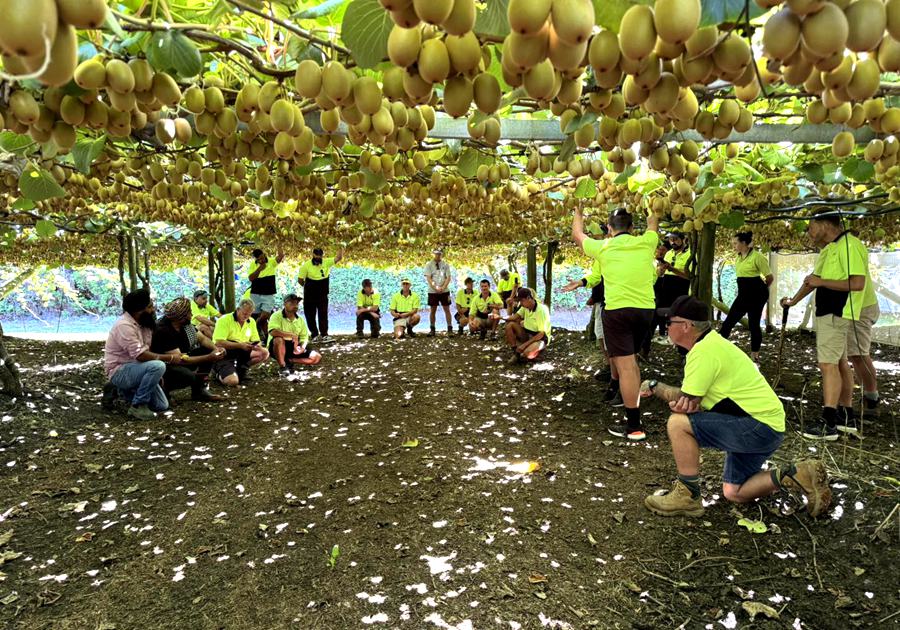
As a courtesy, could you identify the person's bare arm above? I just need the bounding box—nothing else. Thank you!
[641,380,682,402]
[275,245,285,263]
[805,275,865,292]
[782,278,816,307]
[334,248,345,264]
[646,211,660,233]
[268,329,296,342]
[136,350,181,365]
[764,274,774,286]
[572,208,587,247]
[196,315,216,327]
[216,339,251,351]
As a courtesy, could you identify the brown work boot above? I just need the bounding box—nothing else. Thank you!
[644,480,705,517]
[782,460,832,518]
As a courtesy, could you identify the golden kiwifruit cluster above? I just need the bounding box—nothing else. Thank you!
[0,0,107,87]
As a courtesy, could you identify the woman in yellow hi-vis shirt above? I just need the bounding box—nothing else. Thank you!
[719,232,773,363]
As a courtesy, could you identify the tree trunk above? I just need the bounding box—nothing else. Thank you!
[117,234,128,297]
[542,240,558,307]
[766,251,777,332]
[127,236,138,292]
[223,243,236,312]
[526,243,537,290]
[0,267,36,302]
[695,223,716,307]
[0,322,23,398]
[208,245,216,298]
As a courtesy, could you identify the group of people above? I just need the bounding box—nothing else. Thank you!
[99,209,882,520]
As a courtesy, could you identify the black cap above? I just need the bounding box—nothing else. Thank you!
[362,278,372,287]
[313,247,324,256]
[516,287,534,301]
[283,293,302,303]
[252,248,263,258]
[193,289,209,299]
[669,231,686,239]
[669,295,710,322]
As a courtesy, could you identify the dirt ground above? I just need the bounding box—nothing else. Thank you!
[0,327,897,630]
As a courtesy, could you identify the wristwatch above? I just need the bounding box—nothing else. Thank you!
[647,379,658,392]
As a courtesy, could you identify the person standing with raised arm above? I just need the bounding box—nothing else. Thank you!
[298,246,344,342]
[247,245,284,342]
[572,207,660,442]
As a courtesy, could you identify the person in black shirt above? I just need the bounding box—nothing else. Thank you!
[248,245,284,342]
[150,297,225,403]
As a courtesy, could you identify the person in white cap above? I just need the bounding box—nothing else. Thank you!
[424,248,454,336]
[389,278,422,339]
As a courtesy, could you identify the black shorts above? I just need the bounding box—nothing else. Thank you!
[281,339,313,359]
[454,308,469,321]
[428,292,450,306]
[602,308,654,358]
[500,291,512,302]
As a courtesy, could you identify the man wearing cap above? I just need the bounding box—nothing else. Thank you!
[424,248,454,336]
[454,277,476,334]
[469,279,504,340]
[248,245,284,342]
[150,297,225,403]
[211,298,270,386]
[356,279,381,338]
[191,290,220,338]
[497,269,522,315]
[657,232,693,335]
[389,278,421,339]
[640,296,832,518]
[503,287,551,363]
[572,207,660,442]
[268,293,321,375]
[298,246,344,342]
[102,288,172,420]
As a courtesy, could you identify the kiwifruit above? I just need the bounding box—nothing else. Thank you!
[0,0,57,58]
[889,0,900,40]
[823,54,854,90]
[763,9,801,61]
[712,33,751,73]
[38,23,77,87]
[204,86,225,113]
[588,30,620,72]
[622,75,649,105]
[644,72,680,113]
[418,38,450,83]
[107,89,135,113]
[57,0,107,29]
[787,0,825,15]
[556,75,584,104]
[84,100,108,128]
[878,35,900,71]
[388,25,422,67]
[403,70,433,100]
[551,0,594,46]
[390,4,421,28]
[442,0,476,35]
[372,106,395,136]
[258,81,281,112]
[294,60,322,98]
[59,94,85,125]
[106,59,135,94]
[847,57,881,100]
[151,72,182,108]
[353,77,383,116]
[174,118,192,144]
[831,131,855,157]
[508,27,550,69]
[321,61,353,104]
[653,0,701,45]
[9,90,39,125]
[270,99,295,132]
[412,0,453,25]
[845,0,886,52]
[548,24,588,71]
[74,59,106,89]
[523,58,557,100]
[635,54,662,89]
[655,38,685,60]
[443,76,473,117]
[802,3,849,58]
[619,5,656,61]
[508,0,552,35]
[446,32,482,74]
[685,26,718,57]
[183,86,206,114]
[473,72,502,114]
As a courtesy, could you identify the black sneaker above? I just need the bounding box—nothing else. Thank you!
[279,367,292,377]
[608,420,647,442]
[428,328,436,337]
[407,327,416,338]
[480,329,486,340]
[801,421,839,441]
[608,392,624,408]
[602,386,619,402]
[458,325,464,335]
[447,327,453,335]
[834,413,859,435]
[101,382,118,411]
[355,331,364,339]
[593,368,611,382]
[864,397,879,415]
[371,332,380,339]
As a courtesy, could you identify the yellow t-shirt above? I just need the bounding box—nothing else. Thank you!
[248,258,278,295]
[390,291,420,313]
[584,259,602,288]
[517,303,552,343]
[813,232,876,320]
[267,309,309,347]
[664,247,692,276]
[357,290,381,308]
[734,249,771,279]
[298,257,336,281]
[456,288,475,310]
[582,231,658,310]
[212,311,260,344]
[497,273,521,293]
[469,291,503,316]
[681,331,785,432]
[191,301,220,326]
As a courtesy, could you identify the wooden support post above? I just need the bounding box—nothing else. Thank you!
[526,244,537,290]
[208,245,216,297]
[695,223,716,307]
[0,322,23,398]
[223,243,236,312]
[117,234,128,297]
[542,240,558,307]
[127,236,138,292]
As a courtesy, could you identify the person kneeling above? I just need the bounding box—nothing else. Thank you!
[468,279,503,340]
[269,293,321,376]
[356,279,382,338]
[211,299,270,386]
[641,296,831,518]
[503,287,551,364]
[389,278,421,339]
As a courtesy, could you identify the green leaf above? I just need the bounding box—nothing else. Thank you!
[799,163,824,182]
[717,211,745,229]
[0,131,35,155]
[401,438,419,448]
[362,167,388,191]
[19,165,65,202]
[145,32,174,72]
[558,135,576,163]
[293,0,345,19]
[737,518,768,534]
[358,193,375,218]
[475,0,511,38]
[613,165,637,184]
[34,220,57,239]
[694,188,716,214]
[341,0,393,69]
[209,184,233,202]
[593,0,640,33]
[11,198,34,211]
[564,112,598,134]
[71,135,107,175]
[169,32,203,78]
[104,10,128,39]
[457,147,485,178]
[574,177,596,199]
[841,157,875,183]
[700,0,764,27]
[0,226,16,248]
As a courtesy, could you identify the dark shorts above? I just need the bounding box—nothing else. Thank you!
[428,292,450,307]
[688,412,785,485]
[454,308,469,321]
[212,348,251,379]
[500,291,512,302]
[280,339,313,359]
[602,307,654,357]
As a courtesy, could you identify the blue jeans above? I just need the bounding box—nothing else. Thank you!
[688,412,784,485]
[110,361,168,412]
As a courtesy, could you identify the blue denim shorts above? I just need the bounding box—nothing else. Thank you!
[250,293,276,313]
[688,412,784,485]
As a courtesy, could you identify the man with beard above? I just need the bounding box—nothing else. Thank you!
[298,246,344,342]
[424,248,454,336]
[269,293,322,375]
[212,298,270,387]
[150,297,225,404]
[102,288,173,420]
[248,245,284,342]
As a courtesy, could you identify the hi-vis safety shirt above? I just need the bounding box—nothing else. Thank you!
[734,249,771,279]
[456,288,475,310]
[582,230,658,310]
[469,291,503,317]
[664,247,693,276]
[191,301,220,326]
[517,303,552,343]
[267,310,310,347]
[390,291,421,314]
[213,311,261,344]
[357,290,381,309]
[813,231,876,320]
[248,258,278,295]
[497,272,521,293]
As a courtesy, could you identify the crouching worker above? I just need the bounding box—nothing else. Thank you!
[102,289,170,420]
[454,277,475,334]
[642,296,831,518]
[389,278,421,339]
[503,287,551,364]
[150,297,225,403]
[269,293,321,375]
[211,298,270,386]
[468,279,503,339]
[356,279,382,338]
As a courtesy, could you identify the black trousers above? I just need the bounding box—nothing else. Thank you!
[720,279,769,352]
[356,312,381,335]
[304,294,329,337]
[162,347,212,395]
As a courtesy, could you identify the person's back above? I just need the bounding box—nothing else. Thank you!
[588,232,657,310]
[104,312,149,378]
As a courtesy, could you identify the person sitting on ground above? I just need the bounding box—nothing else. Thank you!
[190,290,220,338]
[641,296,831,518]
[468,279,503,340]
[150,297,225,403]
[389,278,421,339]
[102,288,172,420]
[497,269,521,315]
[454,277,476,334]
[503,287,551,363]
[211,298,270,386]
[356,279,382,338]
[269,293,321,375]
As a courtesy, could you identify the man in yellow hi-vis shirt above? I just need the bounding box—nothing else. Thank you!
[297,246,344,342]
[454,277,475,334]
[356,279,381,338]
[248,245,284,341]
[389,278,421,339]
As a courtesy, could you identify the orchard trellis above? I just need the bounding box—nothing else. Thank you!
[2,0,900,393]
